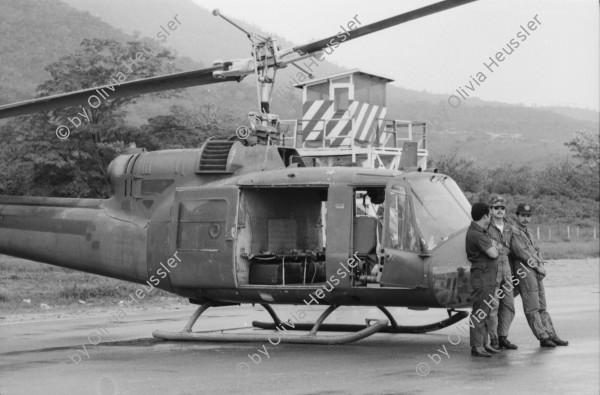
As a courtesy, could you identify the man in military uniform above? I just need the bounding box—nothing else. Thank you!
[511,203,568,347]
[466,202,499,357]
[486,196,518,350]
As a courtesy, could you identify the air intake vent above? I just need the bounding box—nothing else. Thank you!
[198,140,235,173]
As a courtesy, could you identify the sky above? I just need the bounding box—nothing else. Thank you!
[190,0,599,111]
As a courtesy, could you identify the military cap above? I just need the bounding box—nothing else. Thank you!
[516,203,533,215]
[489,195,506,206]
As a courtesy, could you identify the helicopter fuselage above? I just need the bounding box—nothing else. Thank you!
[0,141,472,310]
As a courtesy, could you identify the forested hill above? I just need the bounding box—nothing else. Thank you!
[1,0,598,168]
[0,0,129,105]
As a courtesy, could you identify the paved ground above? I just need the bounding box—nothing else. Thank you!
[0,259,598,395]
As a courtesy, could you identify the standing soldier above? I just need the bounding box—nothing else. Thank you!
[486,196,518,350]
[466,202,499,357]
[511,203,569,347]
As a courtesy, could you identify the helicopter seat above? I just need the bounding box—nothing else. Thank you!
[353,216,378,259]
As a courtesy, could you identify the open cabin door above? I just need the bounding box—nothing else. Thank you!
[379,179,427,288]
[169,186,238,288]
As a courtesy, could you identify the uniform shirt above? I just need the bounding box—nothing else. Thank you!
[511,223,539,264]
[466,221,497,272]
[487,218,513,256]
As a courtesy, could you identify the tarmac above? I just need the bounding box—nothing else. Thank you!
[1,259,598,395]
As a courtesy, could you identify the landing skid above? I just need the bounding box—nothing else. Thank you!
[152,302,388,345]
[252,307,468,334]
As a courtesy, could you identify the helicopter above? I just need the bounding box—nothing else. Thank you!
[0,0,478,344]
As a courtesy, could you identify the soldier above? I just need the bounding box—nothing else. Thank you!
[466,202,499,357]
[486,196,518,350]
[511,203,569,348]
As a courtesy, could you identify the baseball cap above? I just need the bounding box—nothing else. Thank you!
[516,203,533,215]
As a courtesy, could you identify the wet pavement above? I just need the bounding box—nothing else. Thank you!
[0,259,598,395]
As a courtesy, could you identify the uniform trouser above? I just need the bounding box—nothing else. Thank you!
[486,256,516,341]
[469,268,496,348]
[517,262,556,340]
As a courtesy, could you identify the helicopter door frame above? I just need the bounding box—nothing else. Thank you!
[379,179,428,288]
[168,186,238,289]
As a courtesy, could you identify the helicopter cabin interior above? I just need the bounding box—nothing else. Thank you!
[235,185,386,287]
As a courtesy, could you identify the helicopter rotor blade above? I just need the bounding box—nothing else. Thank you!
[0,65,242,120]
[291,0,477,56]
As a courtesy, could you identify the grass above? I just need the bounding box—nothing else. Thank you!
[0,255,182,316]
[537,240,600,260]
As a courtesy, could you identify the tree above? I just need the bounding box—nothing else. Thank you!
[563,130,600,201]
[434,149,486,193]
[0,38,178,197]
[565,130,600,174]
[534,159,589,200]
[487,164,534,196]
[140,96,247,150]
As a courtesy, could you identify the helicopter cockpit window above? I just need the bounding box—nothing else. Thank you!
[387,185,419,252]
[411,176,471,250]
[355,188,385,218]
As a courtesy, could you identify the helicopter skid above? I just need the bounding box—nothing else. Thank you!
[152,303,389,344]
[253,307,469,334]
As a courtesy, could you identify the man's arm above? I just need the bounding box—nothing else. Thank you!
[510,231,539,265]
[485,246,499,259]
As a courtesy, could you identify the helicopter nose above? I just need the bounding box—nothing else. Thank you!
[428,228,471,308]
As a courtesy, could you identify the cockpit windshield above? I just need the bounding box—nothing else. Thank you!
[410,175,471,250]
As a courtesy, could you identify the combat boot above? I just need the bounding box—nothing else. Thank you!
[489,339,500,350]
[471,347,492,357]
[549,336,569,346]
[499,336,518,350]
[484,345,500,354]
[540,338,557,348]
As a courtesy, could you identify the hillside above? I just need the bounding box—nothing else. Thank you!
[0,0,129,105]
[0,0,598,168]
[385,92,599,166]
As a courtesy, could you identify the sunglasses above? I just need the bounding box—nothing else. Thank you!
[519,214,532,218]
[492,206,506,210]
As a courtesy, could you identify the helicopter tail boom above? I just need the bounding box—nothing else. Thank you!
[0,196,148,283]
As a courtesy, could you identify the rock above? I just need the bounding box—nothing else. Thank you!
[22,299,31,304]
[40,303,50,310]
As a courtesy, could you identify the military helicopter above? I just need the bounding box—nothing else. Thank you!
[0,0,478,344]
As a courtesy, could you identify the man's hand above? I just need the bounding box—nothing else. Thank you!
[537,272,546,281]
[485,246,499,259]
[535,261,547,277]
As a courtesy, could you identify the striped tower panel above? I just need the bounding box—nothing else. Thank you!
[353,102,370,139]
[326,101,359,146]
[356,105,380,141]
[362,106,385,143]
[355,104,374,142]
[302,101,335,142]
[328,120,353,147]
